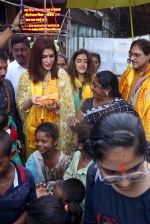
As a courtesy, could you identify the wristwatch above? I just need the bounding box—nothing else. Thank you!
[8,25,17,33]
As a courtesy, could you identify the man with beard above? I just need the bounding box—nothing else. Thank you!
[0,50,24,150]
[119,39,150,141]
[6,35,30,94]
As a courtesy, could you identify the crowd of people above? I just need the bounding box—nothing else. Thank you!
[0,11,150,224]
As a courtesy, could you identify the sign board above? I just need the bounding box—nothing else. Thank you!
[23,7,62,32]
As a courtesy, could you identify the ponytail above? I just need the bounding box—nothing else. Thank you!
[64,202,82,224]
[27,195,82,224]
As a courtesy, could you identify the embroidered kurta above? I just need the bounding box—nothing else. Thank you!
[119,65,150,141]
[16,69,75,156]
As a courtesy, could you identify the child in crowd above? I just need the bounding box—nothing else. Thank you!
[54,178,85,204]
[64,124,93,187]
[27,195,83,224]
[91,52,101,73]
[26,122,71,192]
[36,178,85,206]
[0,112,22,165]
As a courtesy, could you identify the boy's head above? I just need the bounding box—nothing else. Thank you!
[0,112,9,130]
[54,178,85,204]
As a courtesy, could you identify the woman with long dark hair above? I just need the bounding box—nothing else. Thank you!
[17,37,75,157]
[68,49,94,112]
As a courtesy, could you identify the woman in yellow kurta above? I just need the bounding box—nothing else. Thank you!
[68,49,95,112]
[16,37,75,157]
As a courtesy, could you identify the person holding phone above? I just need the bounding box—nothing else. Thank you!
[0,11,25,48]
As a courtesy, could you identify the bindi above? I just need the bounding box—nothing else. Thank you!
[119,164,126,173]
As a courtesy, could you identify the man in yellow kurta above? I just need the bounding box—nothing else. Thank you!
[119,39,150,141]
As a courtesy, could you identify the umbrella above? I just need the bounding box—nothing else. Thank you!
[67,0,150,39]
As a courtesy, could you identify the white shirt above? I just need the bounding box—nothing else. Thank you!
[6,60,26,95]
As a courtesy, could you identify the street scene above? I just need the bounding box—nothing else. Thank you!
[0,0,150,223]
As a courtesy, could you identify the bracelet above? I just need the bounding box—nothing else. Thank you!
[8,25,17,33]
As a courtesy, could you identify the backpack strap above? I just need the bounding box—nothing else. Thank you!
[87,162,97,188]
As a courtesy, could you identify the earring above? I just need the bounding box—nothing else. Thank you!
[106,91,109,98]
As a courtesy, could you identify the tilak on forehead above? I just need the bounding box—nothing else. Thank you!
[119,164,126,173]
[117,149,129,172]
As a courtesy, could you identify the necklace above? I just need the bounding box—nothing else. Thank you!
[0,163,15,187]
[0,175,14,187]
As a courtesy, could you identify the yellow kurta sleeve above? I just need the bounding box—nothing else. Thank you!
[16,71,32,121]
[58,69,75,154]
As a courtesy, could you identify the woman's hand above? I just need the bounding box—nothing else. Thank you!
[46,102,60,111]
[22,97,43,111]
[22,99,33,111]
[67,116,80,127]
[32,97,44,108]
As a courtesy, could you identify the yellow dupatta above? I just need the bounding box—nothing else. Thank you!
[74,77,92,99]
[74,78,93,111]
[119,65,150,141]
[119,67,135,101]
[25,77,59,151]
[133,66,150,118]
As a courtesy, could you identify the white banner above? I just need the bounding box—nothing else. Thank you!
[79,36,150,75]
